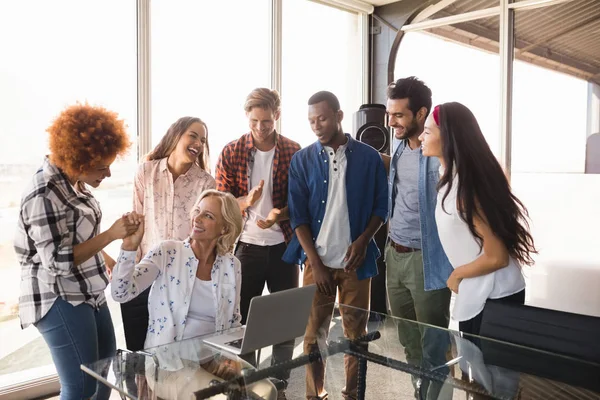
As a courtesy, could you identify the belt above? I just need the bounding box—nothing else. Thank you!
[389,239,418,254]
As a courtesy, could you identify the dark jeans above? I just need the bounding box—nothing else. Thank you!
[35,297,116,400]
[459,289,526,336]
[235,241,299,381]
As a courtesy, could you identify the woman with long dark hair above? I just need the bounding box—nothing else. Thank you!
[135,116,215,265]
[121,116,216,351]
[418,102,537,336]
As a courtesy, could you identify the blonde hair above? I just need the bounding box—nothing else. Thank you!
[191,190,242,255]
[244,88,281,114]
[147,116,211,173]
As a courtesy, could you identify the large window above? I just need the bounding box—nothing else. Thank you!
[151,0,271,172]
[394,16,501,155]
[281,0,364,148]
[510,1,600,317]
[0,0,137,385]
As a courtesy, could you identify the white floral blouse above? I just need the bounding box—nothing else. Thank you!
[111,238,242,349]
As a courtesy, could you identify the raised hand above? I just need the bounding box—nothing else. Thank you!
[121,212,145,251]
[257,208,281,229]
[246,180,264,208]
[108,213,139,241]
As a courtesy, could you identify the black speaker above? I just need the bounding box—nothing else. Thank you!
[353,104,390,319]
[353,104,390,155]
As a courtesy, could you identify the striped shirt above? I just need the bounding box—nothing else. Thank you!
[15,157,109,328]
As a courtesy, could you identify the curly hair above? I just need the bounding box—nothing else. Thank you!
[47,103,131,177]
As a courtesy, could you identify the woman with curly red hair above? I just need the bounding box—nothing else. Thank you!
[14,103,137,400]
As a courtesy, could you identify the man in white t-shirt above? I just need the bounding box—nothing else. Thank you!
[215,88,301,396]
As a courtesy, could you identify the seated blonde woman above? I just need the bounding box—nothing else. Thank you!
[111,190,275,399]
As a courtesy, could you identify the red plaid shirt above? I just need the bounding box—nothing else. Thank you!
[215,132,301,243]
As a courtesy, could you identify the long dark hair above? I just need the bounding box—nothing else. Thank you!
[146,117,211,173]
[437,102,536,266]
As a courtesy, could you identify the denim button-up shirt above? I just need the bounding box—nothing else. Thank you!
[388,140,453,290]
[283,134,388,280]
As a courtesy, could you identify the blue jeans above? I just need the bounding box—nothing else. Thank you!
[35,297,116,400]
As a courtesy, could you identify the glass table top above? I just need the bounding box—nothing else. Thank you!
[82,303,600,399]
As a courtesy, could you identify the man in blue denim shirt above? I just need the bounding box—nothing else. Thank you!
[385,77,454,398]
[283,91,388,400]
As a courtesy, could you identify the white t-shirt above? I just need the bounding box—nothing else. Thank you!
[314,143,352,269]
[240,147,285,246]
[435,170,525,322]
[182,278,216,340]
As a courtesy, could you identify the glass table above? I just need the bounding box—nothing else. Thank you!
[81,330,278,400]
[82,303,600,399]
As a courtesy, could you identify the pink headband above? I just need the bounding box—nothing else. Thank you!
[432,105,440,126]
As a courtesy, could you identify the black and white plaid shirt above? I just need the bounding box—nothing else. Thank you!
[15,157,109,328]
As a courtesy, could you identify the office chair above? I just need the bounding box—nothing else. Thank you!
[479,301,600,392]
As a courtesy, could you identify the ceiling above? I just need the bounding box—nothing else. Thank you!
[381,0,600,85]
[366,0,403,5]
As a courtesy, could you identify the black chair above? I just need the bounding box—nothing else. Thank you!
[479,301,600,392]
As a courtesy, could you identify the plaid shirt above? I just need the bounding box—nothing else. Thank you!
[215,132,300,243]
[15,157,109,328]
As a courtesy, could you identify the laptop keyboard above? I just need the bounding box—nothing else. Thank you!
[225,338,243,348]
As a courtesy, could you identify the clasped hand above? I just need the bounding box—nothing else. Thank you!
[116,211,145,251]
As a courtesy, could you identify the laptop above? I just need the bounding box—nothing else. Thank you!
[203,285,317,355]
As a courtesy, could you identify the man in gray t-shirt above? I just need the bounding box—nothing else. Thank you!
[389,145,422,250]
